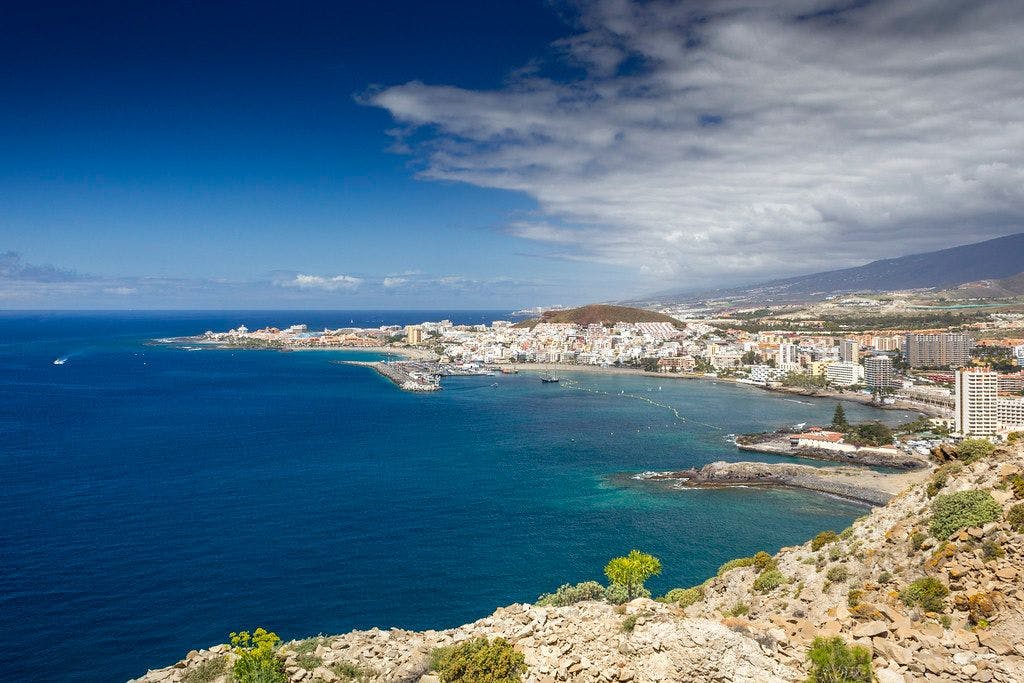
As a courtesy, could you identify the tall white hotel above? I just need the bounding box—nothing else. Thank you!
[955,368,999,437]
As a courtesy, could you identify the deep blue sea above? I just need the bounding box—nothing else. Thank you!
[0,311,919,682]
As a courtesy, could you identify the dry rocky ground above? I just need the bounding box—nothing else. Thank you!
[132,445,1024,683]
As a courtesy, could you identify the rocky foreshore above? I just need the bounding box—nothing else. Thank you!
[636,460,913,506]
[133,446,1024,683]
[735,432,930,469]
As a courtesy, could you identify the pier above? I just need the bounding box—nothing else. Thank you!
[337,360,496,391]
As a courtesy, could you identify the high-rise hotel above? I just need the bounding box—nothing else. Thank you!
[955,368,999,436]
[904,333,973,368]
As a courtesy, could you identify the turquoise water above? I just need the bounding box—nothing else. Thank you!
[0,312,918,681]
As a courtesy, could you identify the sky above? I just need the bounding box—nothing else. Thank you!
[2,0,1023,309]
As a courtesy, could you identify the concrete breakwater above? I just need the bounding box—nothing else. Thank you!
[339,360,442,391]
[637,461,904,506]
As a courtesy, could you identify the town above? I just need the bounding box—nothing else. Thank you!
[192,304,1024,442]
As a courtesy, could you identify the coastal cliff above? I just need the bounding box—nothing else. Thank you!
[133,445,1024,683]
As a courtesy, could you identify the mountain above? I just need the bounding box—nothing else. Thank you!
[512,304,683,329]
[639,232,1024,306]
[945,271,1024,299]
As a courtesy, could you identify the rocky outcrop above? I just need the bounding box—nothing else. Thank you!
[132,447,1024,683]
[641,460,900,506]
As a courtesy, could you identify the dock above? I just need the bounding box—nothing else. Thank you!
[337,360,496,391]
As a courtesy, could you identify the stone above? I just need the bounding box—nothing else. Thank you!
[852,620,889,638]
[875,667,904,683]
[977,632,1014,656]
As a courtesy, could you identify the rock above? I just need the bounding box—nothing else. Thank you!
[977,632,1014,656]
[852,621,889,638]
[875,667,904,683]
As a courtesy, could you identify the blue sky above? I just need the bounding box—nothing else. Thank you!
[3,1,1024,308]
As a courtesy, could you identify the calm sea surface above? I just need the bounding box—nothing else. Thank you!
[0,311,918,681]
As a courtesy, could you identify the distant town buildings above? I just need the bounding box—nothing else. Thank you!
[904,333,974,368]
[864,355,898,389]
[826,361,864,387]
[871,335,903,352]
[405,326,424,345]
[839,339,859,364]
[955,368,999,436]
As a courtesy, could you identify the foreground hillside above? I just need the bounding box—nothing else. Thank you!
[513,304,683,329]
[133,445,1024,683]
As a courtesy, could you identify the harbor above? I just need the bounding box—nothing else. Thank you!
[337,359,497,391]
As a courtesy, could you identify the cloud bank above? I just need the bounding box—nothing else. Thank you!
[366,0,1024,287]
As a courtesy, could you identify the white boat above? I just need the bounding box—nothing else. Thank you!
[53,358,66,365]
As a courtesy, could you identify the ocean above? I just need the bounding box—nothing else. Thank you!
[0,311,919,681]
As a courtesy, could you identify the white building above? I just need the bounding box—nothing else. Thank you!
[750,365,786,385]
[999,396,1024,432]
[955,368,999,436]
[1014,344,1024,364]
[864,355,898,389]
[777,342,799,367]
[826,362,864,387]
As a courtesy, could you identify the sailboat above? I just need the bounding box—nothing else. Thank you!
[540,374,560,383]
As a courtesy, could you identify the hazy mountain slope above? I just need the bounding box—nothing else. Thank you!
[513,304,683,329]
[640,232,1024,305]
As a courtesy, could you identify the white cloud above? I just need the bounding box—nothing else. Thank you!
[285,274,363,291]
[367,0,1024,287]
[383,276,407,288]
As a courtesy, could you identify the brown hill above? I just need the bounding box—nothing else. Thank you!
[948,271,1024,298]
[513,304,683,329]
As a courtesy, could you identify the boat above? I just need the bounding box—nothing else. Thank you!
[540,374,560,383]
[500,367,519,374]
[53,358,66,365]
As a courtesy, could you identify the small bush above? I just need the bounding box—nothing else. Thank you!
[826,566,849,583]
[1007,474,1024,499]
[753,569,786,593]
[753,551,777,571]
[839,526,853,540]
[658,586,703,608]
[603,582,650,604]
[910,531,926,550]
[726,602,749,617]
[620,614,638,632]
[805,636,873,683]
[331,661,373,682]
[811,531,839,551]
[183,657,228,683]
[847,589,862,608]
[230,628,286,683]
[1008,503,1024,533]
[430,637,526,683]
[901,577,949,613]
[717,556,755,576]
[877,571,892,584]
[535,581,605,607]
[956,438,995,464]
[929,490,1002,539]
[296,653,322,671]
[981,540,1005,561]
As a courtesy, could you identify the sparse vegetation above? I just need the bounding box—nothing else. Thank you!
[956,439,996,464]
[183,657,227,683]
[331,660,374,682]
[430,637,526,683]
[620,614,638,632]
[929,490,1002,539]
[812,531,839,551]
[901,577,949,613]
[911,531,926,550]
[229,628,286,683]
[296,653,322,671]
[717,556,756,576]
[657,586,704,608]
[1008,503,1024,532]
[805,636,873,683]
[826,566,849,583]
[535,581,606,607]
[753,569,787,593]
[753,550,777,571]
[726,602,750,617]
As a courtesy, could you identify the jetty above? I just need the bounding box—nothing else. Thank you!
[338,360,496,392]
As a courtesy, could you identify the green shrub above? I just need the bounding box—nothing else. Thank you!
[981,540,1005,561]
[430,637,526,683]
[929,490,1002,539]
[604,582,649,605]
[753,551,777,571]
[658,586,703,608]
[620,614,638,633]
[877,571,892,584]
[826,566,849,583]
[956,438,995,464]
[752,569,787,593]
[229,628,286,683]
[911,531,926,550]
[1008,503,1024,532]
[331,661,373,682]
[726,602,749,617]
[811,531,839,551]
[296,653,322,671]
[604,550,661,601]
[900,577,949,613]
[847,589,862,608]
[805,636,873,683]
[717,556,755,576]
[839,526,853,540]
[535,581,606,607]
[1008,475,1024,499]
[183,657,228,683]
